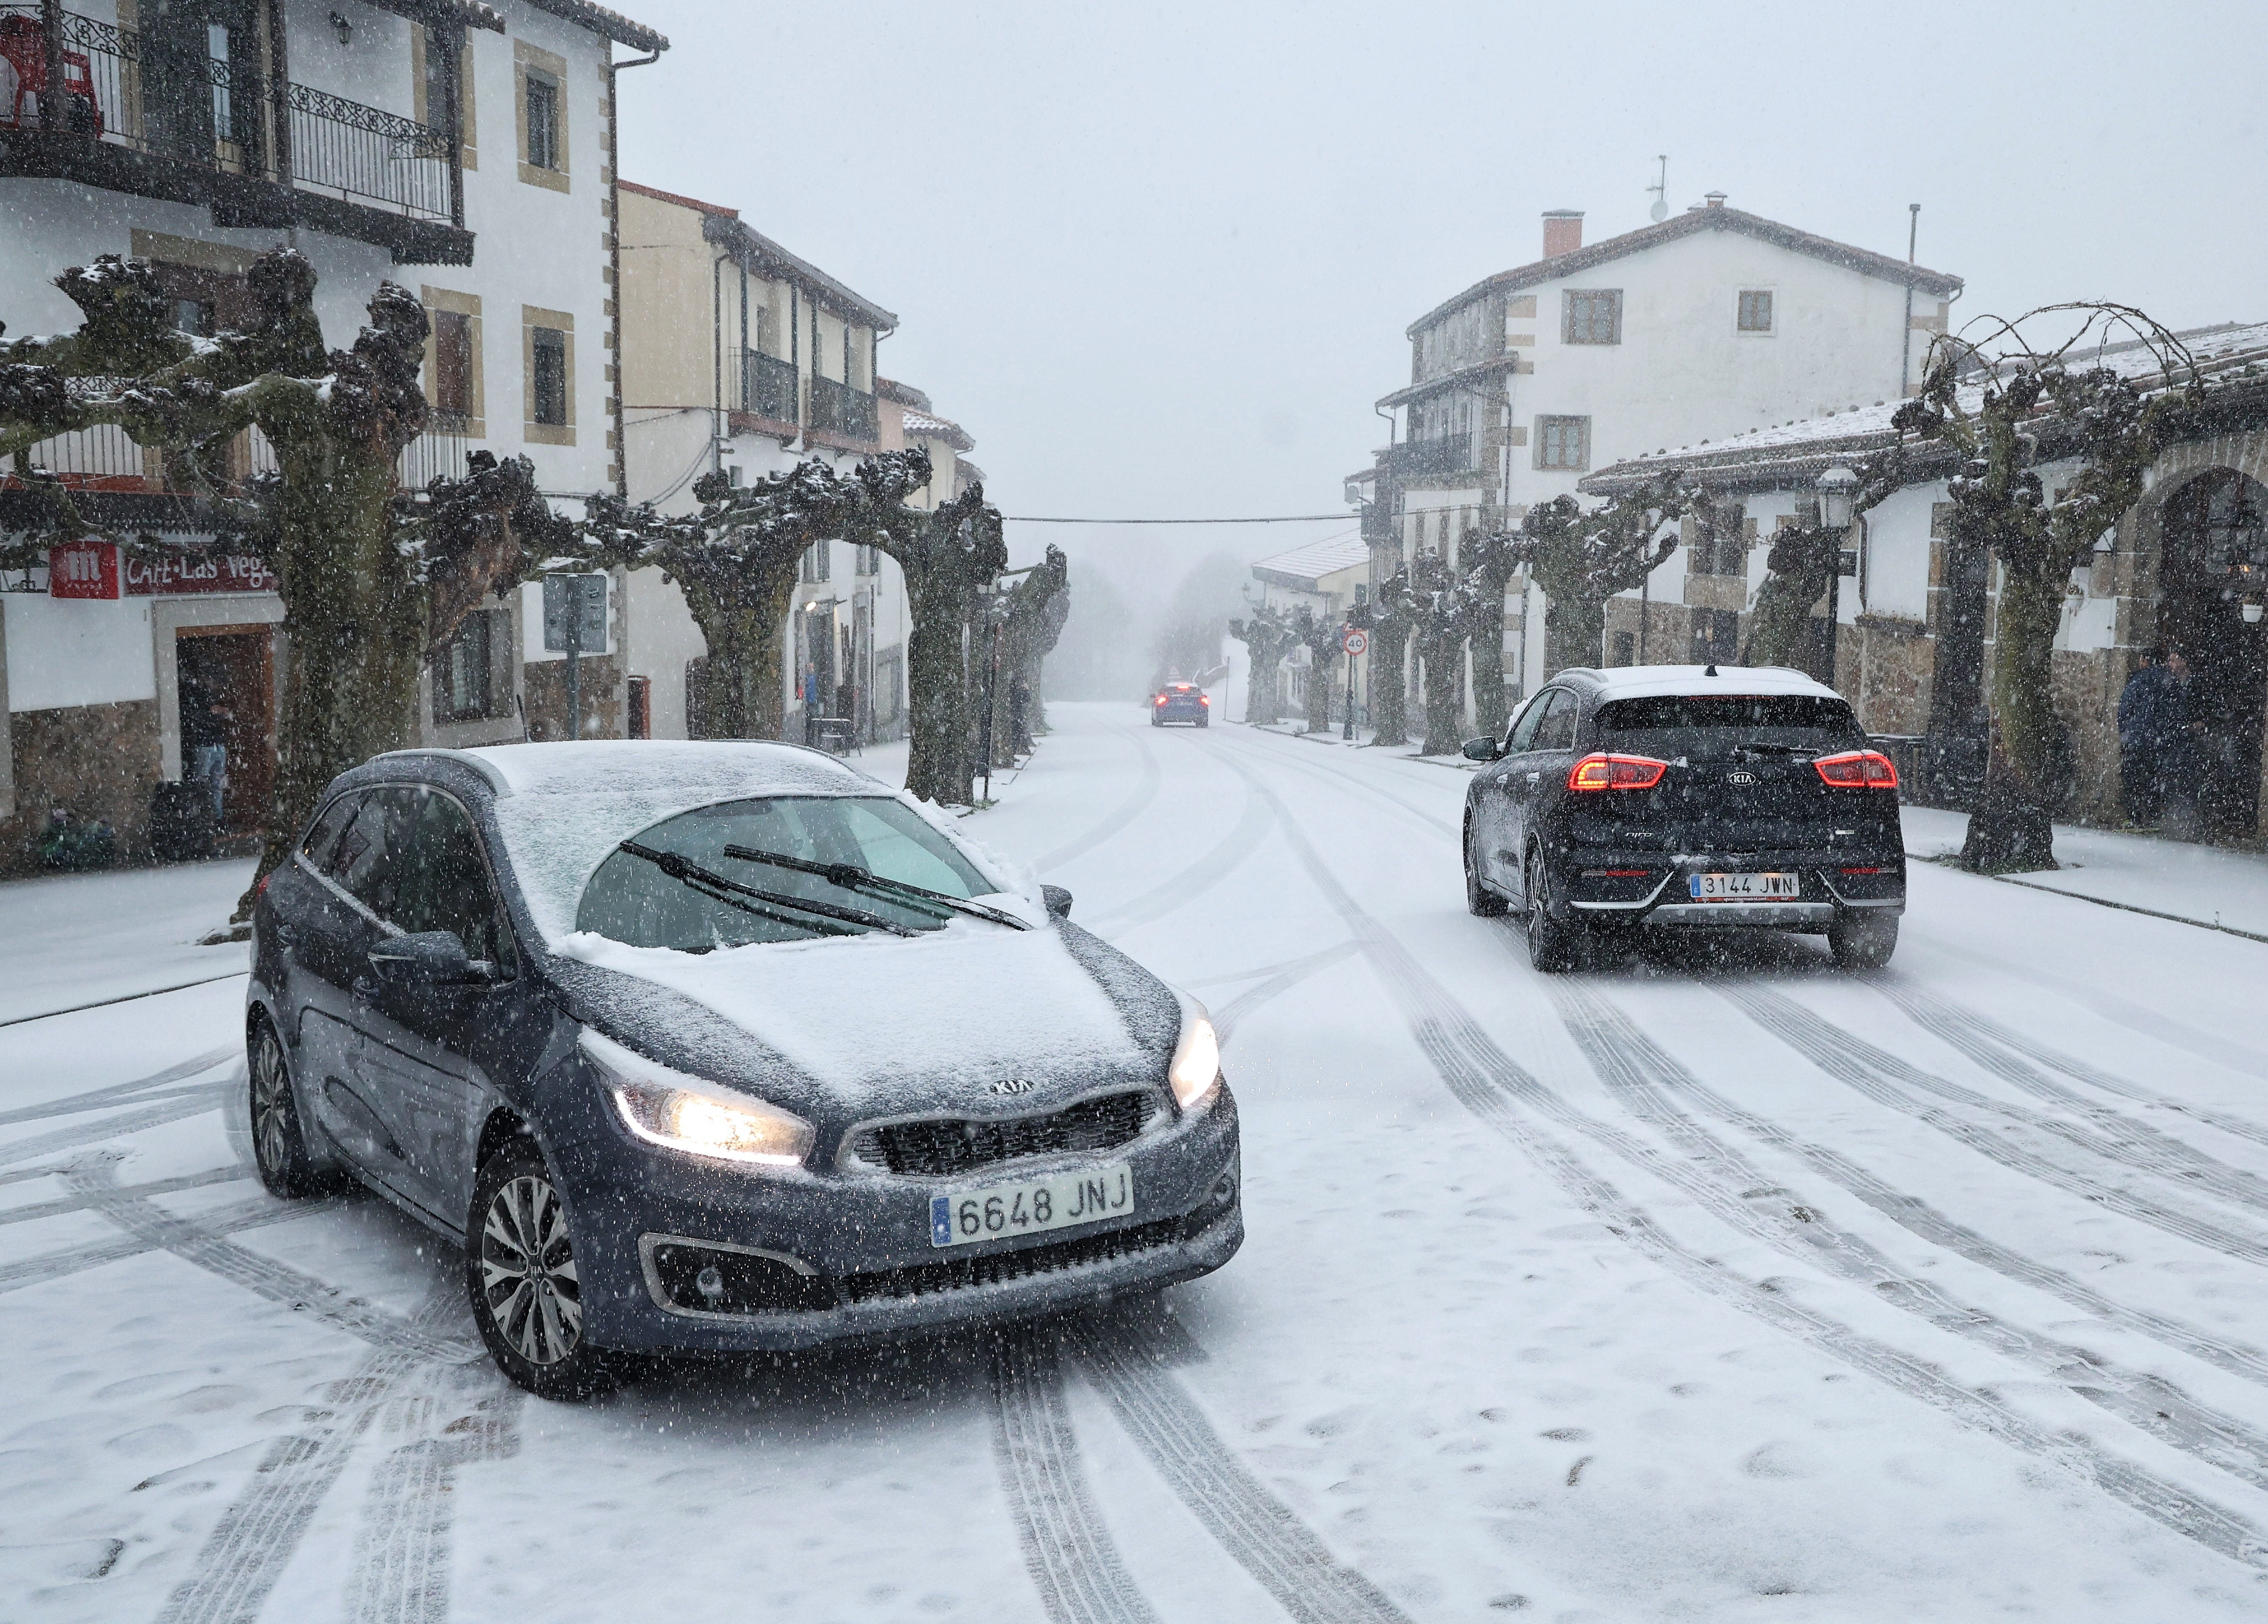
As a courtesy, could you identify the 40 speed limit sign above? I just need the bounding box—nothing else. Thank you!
[1340,626,1369,657]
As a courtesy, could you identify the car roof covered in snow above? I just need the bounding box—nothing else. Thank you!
[1555,664,1845,703]
[387,741,876,801]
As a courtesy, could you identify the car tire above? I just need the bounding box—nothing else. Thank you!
[1464,819,1507,917]
[1525,850,1584,973]
[1828,912,1899,970]
[1197,716,1209,729]
[249,1017,326,1199]
[467,1137,619,1401]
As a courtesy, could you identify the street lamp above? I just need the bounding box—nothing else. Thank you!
[1814,466,1860,689]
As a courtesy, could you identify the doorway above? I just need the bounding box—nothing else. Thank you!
[175,625,274,833]
[2161,469,2268,836]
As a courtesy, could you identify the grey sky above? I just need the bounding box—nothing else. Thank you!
[615,1,2266,587]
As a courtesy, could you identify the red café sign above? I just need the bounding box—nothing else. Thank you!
[49,541,278,599]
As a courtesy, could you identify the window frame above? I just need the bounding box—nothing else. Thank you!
[1534,415,1591,472]
[433,607,495,724]
[513,38,570,192]
[1736,289,1776,335]
[1562,289,1623,346]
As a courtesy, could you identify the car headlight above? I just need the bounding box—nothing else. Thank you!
[581,1030,814,1168]
[1168,1007,1222,1111]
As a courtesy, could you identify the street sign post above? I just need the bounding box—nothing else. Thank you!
[1340,625,1367,739]
[542,575,608,739]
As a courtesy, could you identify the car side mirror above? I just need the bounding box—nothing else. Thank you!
[1461,736,1503,762]
[368,930,486,986]
[1041,885,1074,919]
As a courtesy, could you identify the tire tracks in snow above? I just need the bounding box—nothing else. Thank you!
[989,1324,1162,1624]
[1085,766,1278,936]
[63,1158,472,1361]
[1062,1317,1417,1624]
[343,1372,523,1624]
[0,1186,355,1295]
[1037,723,1165,874]
[1719,985,2268,1272]
[0,1046,237,1127]
[1541,974,2268,1497]
[1206,732,2268,1571]
[1212,943,1362,1046]
[0,1092,223,1169]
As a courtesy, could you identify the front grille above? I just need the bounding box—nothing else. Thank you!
[851,1091,1159,1176]
[833,1215,1188,1306]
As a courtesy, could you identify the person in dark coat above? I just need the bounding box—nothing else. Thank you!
[2117,645,2168,825]
[180,684,233,822]
[2155,649,2208,840]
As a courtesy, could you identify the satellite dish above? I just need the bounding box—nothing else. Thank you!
[1647,156,1669,223]
[1649,199,1668,223]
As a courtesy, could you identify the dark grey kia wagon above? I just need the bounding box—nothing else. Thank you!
[247,742,1241,1397]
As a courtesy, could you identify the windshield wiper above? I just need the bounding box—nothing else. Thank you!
[1728,742,1818,760]
[721,844,1032,931]
[615,841,916,938]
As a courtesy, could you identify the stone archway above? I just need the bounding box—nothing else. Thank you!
[2157,467,2268,836]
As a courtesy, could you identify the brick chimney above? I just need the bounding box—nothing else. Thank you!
[1542,209,1583,258]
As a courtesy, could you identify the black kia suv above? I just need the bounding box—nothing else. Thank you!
[1460,665,1905,971]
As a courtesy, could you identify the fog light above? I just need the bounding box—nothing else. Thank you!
[695,1265,726,1305]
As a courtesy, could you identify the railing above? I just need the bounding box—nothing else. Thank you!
[3,423,154,490]
[0,6,451,222]
[730,350,799,424]
[398,414,468,488]
[807,374,878,444]
[1383,433,1475,480]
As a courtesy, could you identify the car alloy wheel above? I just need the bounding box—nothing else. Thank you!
[249,1020,320,1198]
[1525,850,1583,973]
[467,1139,616,1397]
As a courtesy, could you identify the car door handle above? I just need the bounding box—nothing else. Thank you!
[1525,772,1541,785]
[272,923,297,948]
[350,976,378,1006]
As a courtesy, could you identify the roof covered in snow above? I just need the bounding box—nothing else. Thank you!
[1251,532,1370,589]
[1581,320,2268,497]
[901,408,976,451]
[1565,663,1843,702]
[1410,202,1963,337]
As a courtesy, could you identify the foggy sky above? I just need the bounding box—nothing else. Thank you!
[614,1,2267,593]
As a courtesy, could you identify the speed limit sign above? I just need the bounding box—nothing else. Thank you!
[1340,626,1369,657]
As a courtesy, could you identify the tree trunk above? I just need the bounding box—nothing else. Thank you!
[243,446,419,915]
[1305,647,1339,733]
[1469,616,1509,739]
[1960,567,2067,871]
[1540,591,1605,684]
[682,571,794,740]
[1418,632,1465,755]
[1368,629,1409,746]
[1245,654,1281,725]
[1743,570,1828,670]
[905,570,973,805]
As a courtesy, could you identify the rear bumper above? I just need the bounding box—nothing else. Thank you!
[1559,854,1904,928]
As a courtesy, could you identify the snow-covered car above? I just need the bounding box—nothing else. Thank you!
[1460,664,1907,971]
[244,742,1242,1397]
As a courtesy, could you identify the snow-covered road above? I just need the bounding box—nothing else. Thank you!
[9,701,2268,1621]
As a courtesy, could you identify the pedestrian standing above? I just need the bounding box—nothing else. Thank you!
[2117,644,2167,826]
[2156,648,2208,840]
[801,662,821,745]
[181,687,233,823]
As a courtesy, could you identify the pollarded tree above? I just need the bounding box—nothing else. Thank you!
[1740,460,1904,673]
[1897,304,2197,871]
[989,544,1069,765]
[1362,565,1416,747]
[1506,479,1698,678]
[1227,603,1295,725]
[1289,603,1343,734]
[1411,551,1470,755]
[854,464,1008,805]
[1011,547,1072,754]
[1455,526,1523,739]
[578,453,928,740]
[0,251,567,909]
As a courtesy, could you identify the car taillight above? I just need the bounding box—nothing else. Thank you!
[1814,750,1898,788]
[1199,695,1209,706]
[1567,753,1669,791]
[1154,695,1167,706]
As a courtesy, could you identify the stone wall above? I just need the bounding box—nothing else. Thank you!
[3,700,163,874]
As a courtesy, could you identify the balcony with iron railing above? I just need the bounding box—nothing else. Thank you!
[806,374,879,445]
[0,5,466,260]
[728,349,799,427]
[1383,432,1476,481]
[3,415,470,511]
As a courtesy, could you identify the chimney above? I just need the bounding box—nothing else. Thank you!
[1542,209,1583,258]
[1704,191,1727,209]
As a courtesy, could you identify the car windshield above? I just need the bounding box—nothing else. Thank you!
[576,796,995,951]
[1594,694,1865,762]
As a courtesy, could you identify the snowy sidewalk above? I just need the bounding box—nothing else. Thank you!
[0,858,252,1026]
[1903,805,2268,942]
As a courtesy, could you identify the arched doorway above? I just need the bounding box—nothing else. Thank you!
[2160,469,2268,837]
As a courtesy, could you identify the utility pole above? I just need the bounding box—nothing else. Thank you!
[1900,203,1921,398]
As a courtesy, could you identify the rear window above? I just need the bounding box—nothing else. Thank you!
[1594,694,1863,760]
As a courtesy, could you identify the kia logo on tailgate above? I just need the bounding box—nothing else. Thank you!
[1728,770,1755,786]
[989,1079,1034,1097]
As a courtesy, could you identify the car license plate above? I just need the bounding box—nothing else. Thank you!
[930,1164,1135,1248]
[1688,871,1799,901]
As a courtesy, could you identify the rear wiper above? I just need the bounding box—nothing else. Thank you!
[1728,742,1817,760]
[615,842,916,938]
[722,844,1032,931]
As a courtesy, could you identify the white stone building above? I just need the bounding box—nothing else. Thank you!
[1358,195,1963,702]
[0,0,664,864]
[615,178,985,747]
